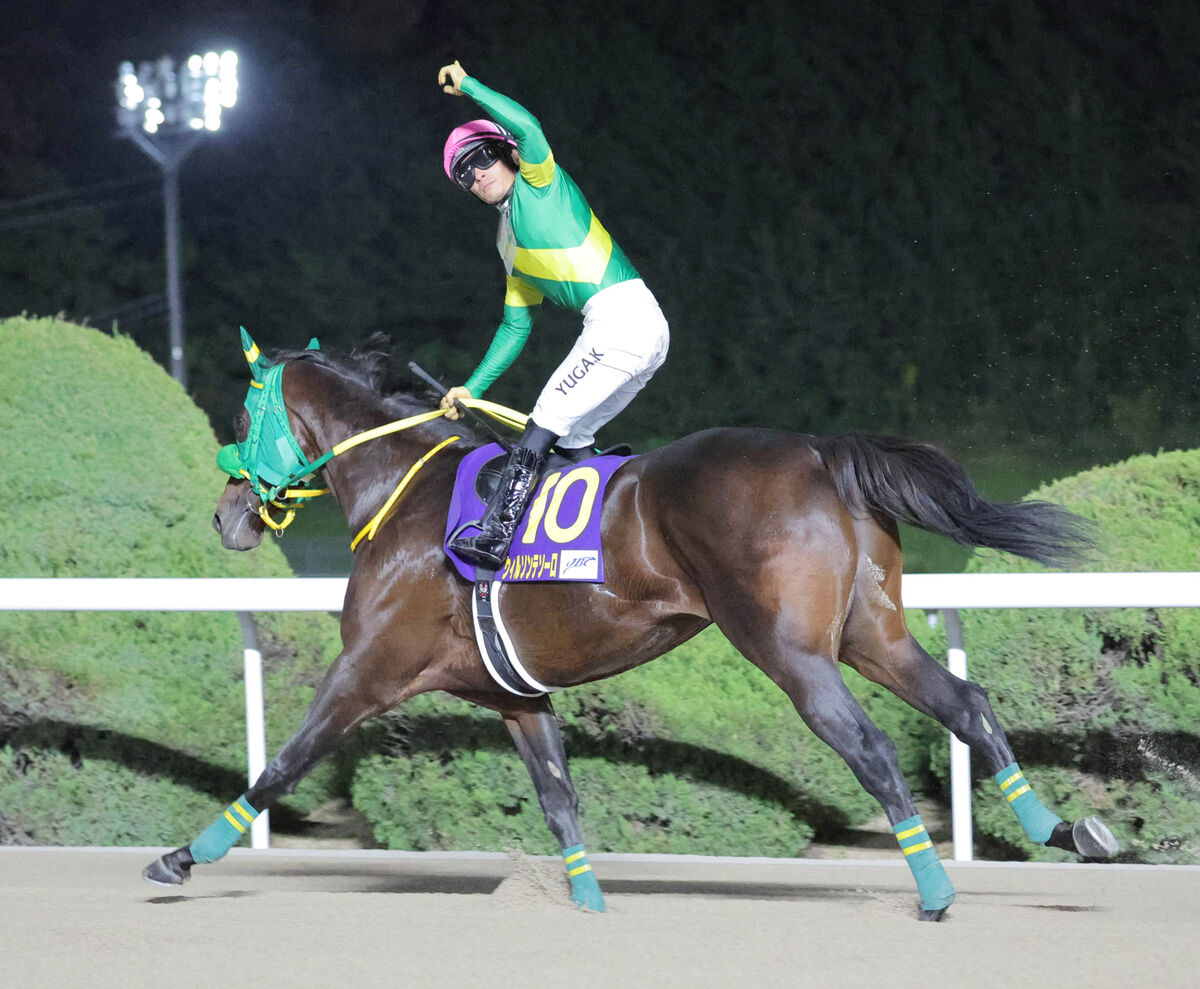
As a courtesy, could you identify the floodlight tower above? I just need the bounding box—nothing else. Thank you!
[114,51,239,388]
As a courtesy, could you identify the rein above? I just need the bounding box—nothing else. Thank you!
[219,374,528,545]
[340,400,528,549]
[344,399,528,549]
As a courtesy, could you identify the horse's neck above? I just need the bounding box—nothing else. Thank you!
[294,383,456,535]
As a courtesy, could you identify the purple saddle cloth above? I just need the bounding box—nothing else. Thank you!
[444,443,634,583]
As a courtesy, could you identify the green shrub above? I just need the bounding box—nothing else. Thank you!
[926,448,1200,862]
[352,747,810,857]
[0,316,344,845]
[349,619,945,853]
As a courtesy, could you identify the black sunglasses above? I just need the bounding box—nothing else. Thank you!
[453,143,503,190]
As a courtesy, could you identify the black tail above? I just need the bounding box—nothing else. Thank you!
[809,433,1094,568]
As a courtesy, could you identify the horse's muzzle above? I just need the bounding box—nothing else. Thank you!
[213,479,266,550]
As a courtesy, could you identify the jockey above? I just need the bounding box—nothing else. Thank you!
[438,60,670,570]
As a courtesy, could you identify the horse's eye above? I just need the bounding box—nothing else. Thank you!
[234,408,250,443]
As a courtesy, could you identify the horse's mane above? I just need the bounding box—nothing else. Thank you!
[270,333,494,445]
[272,333,407,398]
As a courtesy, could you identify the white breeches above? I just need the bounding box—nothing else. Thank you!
[529,279,669,449]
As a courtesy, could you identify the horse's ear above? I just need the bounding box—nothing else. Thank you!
[239,326,272,379]
[306,337,320,351]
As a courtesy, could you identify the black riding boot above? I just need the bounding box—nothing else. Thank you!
[451,423,557,569]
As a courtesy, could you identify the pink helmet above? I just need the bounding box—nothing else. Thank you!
[442,119,517,182]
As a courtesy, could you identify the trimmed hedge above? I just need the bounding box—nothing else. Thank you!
[919,449,1200,863]
[0,316,344,844]
[348,641,942,855]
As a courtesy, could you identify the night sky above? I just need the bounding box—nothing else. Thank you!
[3,1,1198,463]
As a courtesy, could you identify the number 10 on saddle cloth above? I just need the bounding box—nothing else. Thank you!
[444,442,634,583]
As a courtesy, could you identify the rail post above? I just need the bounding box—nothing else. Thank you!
[236,612,270,849]
[941,608,973,861]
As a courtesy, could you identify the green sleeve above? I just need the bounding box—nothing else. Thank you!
[463,303,538,397]
[460,76,553,170]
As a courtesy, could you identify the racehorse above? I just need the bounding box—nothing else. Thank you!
[142,333,1117,920]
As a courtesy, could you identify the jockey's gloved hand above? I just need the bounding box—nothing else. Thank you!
[440,385,473,420]
[439,60,468,95]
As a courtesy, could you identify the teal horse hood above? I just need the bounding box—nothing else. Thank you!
[216,328,324,519]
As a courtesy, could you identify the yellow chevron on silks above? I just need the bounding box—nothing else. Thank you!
[244,342,260,364]
[513,212,613,284]
[505,274,544,308]
[519,150,555,188]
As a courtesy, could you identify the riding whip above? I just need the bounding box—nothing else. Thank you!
[407,361,514,451]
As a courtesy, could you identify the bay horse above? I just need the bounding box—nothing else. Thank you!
[143,335,1117,920]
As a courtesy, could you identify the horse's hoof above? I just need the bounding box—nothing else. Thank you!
[1045,817,1118,858]
[141,846,195,886]
[919,906,949,922]
[1072,817,1119,859]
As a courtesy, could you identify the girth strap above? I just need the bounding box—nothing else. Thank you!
[471,571,554,696]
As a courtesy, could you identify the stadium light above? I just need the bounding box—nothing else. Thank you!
[114,51,240,388]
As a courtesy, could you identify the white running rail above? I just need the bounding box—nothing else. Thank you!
[3,573,1199,857]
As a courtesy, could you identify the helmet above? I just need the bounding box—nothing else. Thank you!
[443,119,517,183]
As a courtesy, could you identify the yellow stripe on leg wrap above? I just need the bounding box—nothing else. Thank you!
[564,850,587,865]
[895,818,933,856]
[568,863,594,877]
[223,809,247,833]
[1006,784,1032,803]
[999,771,1024,791]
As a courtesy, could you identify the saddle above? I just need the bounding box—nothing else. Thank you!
[473,444,633,502]
[464,441,635,697]
[445,443,635,584]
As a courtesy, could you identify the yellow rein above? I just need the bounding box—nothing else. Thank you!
[349,434,461,551]
[255,398,528,546]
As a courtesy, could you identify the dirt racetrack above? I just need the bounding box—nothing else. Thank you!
[2,847,1196,987]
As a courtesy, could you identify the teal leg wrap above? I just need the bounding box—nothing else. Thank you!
[996,762,1062,844]
[189,795,260,864]
[894,815,955,911]
[562,843,606,912]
